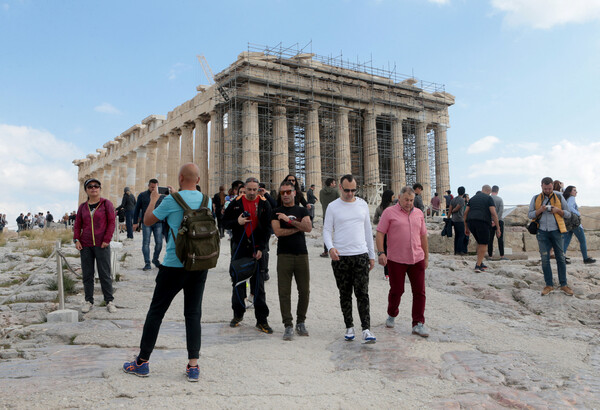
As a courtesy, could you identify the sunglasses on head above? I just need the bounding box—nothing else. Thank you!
[86,184,101,189]
[343,188,357,193]
[280,190,294,195]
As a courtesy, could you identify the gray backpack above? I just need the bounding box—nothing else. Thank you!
[170,192,220,270]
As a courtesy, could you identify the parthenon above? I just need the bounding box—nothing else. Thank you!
[74,44,454,206]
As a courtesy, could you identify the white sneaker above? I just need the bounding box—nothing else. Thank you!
[362,329,376,343]
[344,327,355,341]
[106,301,117,313]
[385,316,395,328]
[81,301,93,313]
[412,322,429,338]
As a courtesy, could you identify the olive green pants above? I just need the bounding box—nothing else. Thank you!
[277,253,310,327]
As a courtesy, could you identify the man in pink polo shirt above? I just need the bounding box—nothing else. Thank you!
[376,186,430,338]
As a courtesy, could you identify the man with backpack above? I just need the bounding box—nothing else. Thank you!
[123,163,215,382]
[223,176,273,334]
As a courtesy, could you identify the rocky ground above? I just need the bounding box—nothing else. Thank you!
[0,222,599,408]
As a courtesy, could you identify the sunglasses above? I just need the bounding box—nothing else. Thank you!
[343,188,357,193]
[287,179,296,183]
[86,185,101,189]
[280,190,294,195]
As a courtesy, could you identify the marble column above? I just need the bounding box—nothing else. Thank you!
[156,135,169,187]
[435,125,450,198]
[180,123,194,165]
[242,101,260,181]
[126,151,137,193]
[78,178,86,205]
[145,141,157,183]
[110,160,120,205]
[209,110,222,194]
[135,146,147,195]
[167,130,181,188]
[272,105,289,188]
[415,121,431,205]
[390,115,406,195]
[363,109,380,186]
[222,117,233,186]
[194,117,209,194]
[102,165,112,205]
[118,156,128,198]
[336,107,351,177]
[305,103,322,192]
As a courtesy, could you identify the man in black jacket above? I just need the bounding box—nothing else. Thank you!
[121,187,137,239]
[133,179,164,271]
[223,177,273,334]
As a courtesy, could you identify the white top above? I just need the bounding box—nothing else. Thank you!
[323,197,375,259]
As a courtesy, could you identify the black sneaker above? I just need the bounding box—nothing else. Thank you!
[230,317,243,327]
[584,257,596,264]
[256,322,273,334]
[142,264,152,271]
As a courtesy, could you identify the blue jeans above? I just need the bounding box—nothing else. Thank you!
[142,223,163,265]
[537,229,567,287]
[125,210,134,238]
[563,225,588,260]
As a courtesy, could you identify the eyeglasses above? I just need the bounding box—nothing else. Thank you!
[86,185,101,189]
[280,190,294,195]
[287,179,296,183]
[343,189,357,193]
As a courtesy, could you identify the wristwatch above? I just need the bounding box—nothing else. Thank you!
[377,251,385,256]
[73,239,79,244]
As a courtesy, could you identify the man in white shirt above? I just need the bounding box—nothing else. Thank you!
[323,174,376,343]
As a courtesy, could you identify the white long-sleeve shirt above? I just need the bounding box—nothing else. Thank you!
[323,197,375,259]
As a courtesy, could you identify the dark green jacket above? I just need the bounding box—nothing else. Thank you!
[319,186,339,218]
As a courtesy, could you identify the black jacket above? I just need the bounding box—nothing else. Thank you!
[222,195,272,254]
[120,193,136,212]
[133,190,164,225]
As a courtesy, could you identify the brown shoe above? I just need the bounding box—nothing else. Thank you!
[541,286,554,296]
[560,286,574,296]
[320,252,329,258]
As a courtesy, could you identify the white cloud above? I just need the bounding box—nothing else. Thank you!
[465,140,600,205]
[0,124,83,228]
[168,63,190,81]
[94,102,121,115]
[491,0,600,29]
[467,135,500,154]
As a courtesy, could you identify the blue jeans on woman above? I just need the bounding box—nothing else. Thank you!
[563,225,588,260]
[537,229,567,287]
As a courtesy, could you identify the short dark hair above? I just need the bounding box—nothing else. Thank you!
[457,186,465,195]
[280,181,295,190]
[325,178,335,187]
[340,174,354,185]
[541,177,553,185]
[149,178,158,184]
[413,183,423,190]
[434,192,438,196]
[492,185,499,193]
[231,180,244,189]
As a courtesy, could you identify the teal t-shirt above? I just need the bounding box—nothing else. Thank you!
[153,190,212,268]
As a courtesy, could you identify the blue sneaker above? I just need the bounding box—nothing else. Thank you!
[123,356,149,377]
[186,365,199,382]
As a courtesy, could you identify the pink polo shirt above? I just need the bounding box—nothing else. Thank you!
[377,204,427,264]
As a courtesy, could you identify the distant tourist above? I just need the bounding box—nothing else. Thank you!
[323,174,377,344]
[562,185,595,265]
[488,185,506,260]
[132,179,165,271]
[319,178,339,257]
[430,192,441,216]
[528,177,573,296]
[444,190,453,215]
[45,211,53,228]
[464,185,500,273]
[449,186,467,255]
[212,185,226,238]
[120,187,136,239]
[306,184,318,227]
[73,178,117,314]
[412,183,425,212]
[372,189,395,280]
[376,186,430,338]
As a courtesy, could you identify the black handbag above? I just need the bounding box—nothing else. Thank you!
[229,256,258,286]
[528,196,550,235]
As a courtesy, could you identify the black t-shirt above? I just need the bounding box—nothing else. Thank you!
[272,205,309,255]
[466,192,495,223]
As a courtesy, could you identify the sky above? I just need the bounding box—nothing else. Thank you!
[1,0,600,227]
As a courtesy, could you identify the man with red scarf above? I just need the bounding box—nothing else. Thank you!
[223,177,273,333]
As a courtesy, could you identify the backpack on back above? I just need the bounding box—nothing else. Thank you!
[170,192,220,271]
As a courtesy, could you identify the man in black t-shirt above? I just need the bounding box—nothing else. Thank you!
[271,181,312,341]
[464,185,501,273]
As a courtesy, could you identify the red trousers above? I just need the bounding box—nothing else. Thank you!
[387,259,426,327]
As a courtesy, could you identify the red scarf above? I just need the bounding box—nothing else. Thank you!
[241,196,259,237]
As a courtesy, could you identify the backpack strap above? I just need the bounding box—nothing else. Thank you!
[199,192,209,210]
[170,192,192,211]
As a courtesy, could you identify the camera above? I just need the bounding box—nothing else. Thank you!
[242,211,251,218]
[158,186,170,195]
[546,205,552,212]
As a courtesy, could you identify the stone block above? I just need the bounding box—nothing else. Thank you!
[46,309,79,324]
[427,231,453,254]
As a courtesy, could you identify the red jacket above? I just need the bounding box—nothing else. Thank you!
[74,198,116,247]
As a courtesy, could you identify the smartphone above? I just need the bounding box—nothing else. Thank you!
[158,187,170,195]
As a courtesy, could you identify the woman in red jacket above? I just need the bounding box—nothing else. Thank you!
[73,178,117,313]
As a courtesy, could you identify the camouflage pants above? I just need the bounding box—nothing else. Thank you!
[331,253,371,330]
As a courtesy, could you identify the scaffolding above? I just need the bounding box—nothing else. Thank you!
[209,42,451,201]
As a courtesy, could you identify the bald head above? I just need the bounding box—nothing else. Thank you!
[482,185,492,194]
[178,163,200,189]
